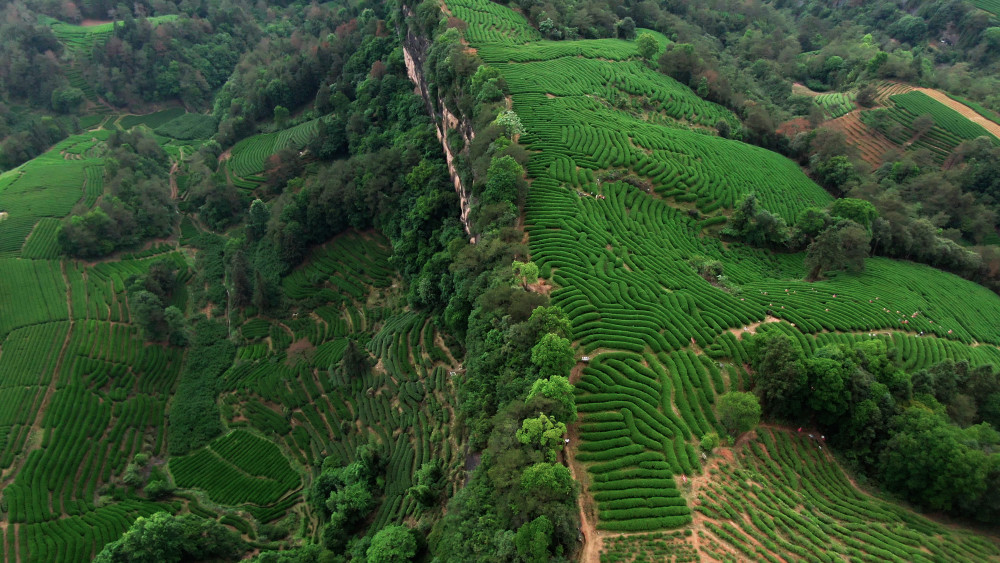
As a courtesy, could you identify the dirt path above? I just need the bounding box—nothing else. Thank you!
[911,87,1000,139]
[565,422,601,563]
[169,159,179,200]
[687,448,737,563]
[725,315,781,338]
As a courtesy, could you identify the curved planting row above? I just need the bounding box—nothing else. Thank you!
[510,87,829,222]
[0,259,67,339]
[20,219,62,260]
[444,0,540,45]
[274,118,320,151]
[494,57,736,130]
[864,91,999,162]
[0,149,94,254]
[814,91,856,119]
[0,322,68,474]
[528,181,778,353]
[83,165,104,208]
[282,231,393,301]
[170,430,299,506]
[739,258,1000,345]
[477,36,645,64]
[219,232,463,529]
[695,428,1000,562]
[17,501,164,563]
[974,0,1000,14]
[207,430,301,486]
[63,321,183,395]
[229,133,278,178]
[890,91,997,143]
[228,119,324,178]
[574,354,694,531]
[4,320,177,531]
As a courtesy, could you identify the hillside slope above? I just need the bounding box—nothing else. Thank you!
[445,0,1000,558]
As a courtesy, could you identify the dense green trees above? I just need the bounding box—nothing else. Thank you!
[804,220,871,280]
[879,408,995,514]
[746,331,806,416]
[527,375,576,423]
[716,392,761,437]
[530,333,575,378]
[59,130,175,257]
[512,260,539,288]
[0,11,64,111]
[407,460,445,509]
[367,525,418,563]
[310,445,384,551]
[126,259,189,343]
[431,397,579,561]
[725,193,789,249]
[93,512,246,563]
[636,33,659,62]
[746,325,1000,524]
[91,14,252,109]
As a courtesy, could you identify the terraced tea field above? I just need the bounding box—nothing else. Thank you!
[0,147,97,256]
[692,427,1000,562]
[814,91,856,119]
[228,118,321,179]
[219,231,465,537]
[973,0,1000,14]
[0,220,465,559]
[470,16,830,222]
[0,257,186,561]
[825,111,897,168]
[859,82,1000,163]
[450,0,1000,555]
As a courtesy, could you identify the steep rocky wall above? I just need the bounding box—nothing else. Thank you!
[402,25,475,238]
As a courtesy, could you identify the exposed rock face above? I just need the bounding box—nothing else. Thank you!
[402,26,474,237]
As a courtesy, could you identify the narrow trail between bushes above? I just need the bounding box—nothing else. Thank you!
[169,159,179,200]
[566,421,601,563]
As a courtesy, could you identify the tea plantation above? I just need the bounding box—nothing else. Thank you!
[1,0,999,560]
[451,0,1000,557]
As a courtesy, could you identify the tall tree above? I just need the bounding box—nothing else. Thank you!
[717,392,762,437]
[530,333,575,377]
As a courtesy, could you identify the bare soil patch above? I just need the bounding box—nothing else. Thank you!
[791,83,821,97]
[80,19,114,26]
[285,338,315,366]
[777,117,810,137]
[169,160,179,200]
[826,110,898,168]
[566,420,601,563]
[526,279,553,296]
[726,315,782,338]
